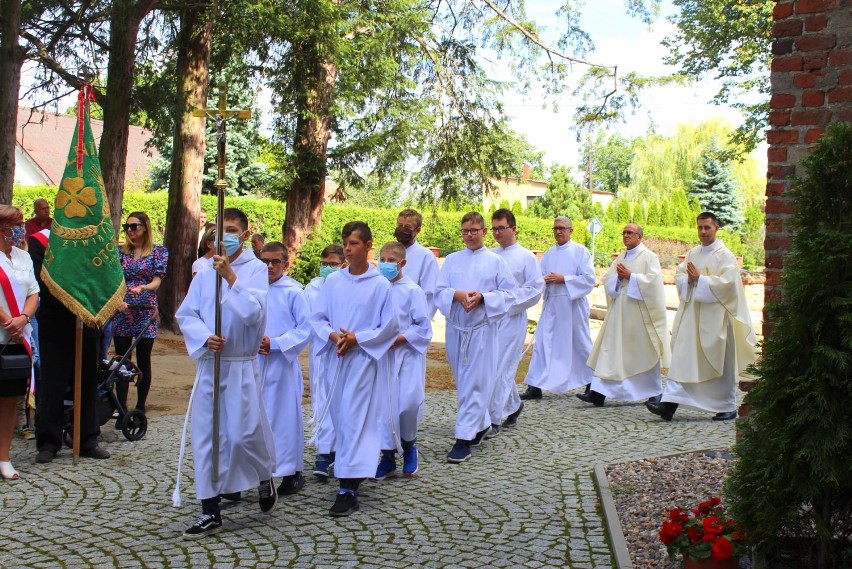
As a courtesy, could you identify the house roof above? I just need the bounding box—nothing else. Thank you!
[16,106,158,186]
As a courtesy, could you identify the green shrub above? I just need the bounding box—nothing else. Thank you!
[725,122,852,568]
[14,184,747,277]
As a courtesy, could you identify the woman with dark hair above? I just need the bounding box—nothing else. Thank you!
[113,211,168,416]
[0,205,38,479]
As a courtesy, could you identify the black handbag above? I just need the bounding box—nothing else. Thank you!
[0,343,32,382]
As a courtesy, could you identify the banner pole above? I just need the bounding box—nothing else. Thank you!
[72,317,83,465]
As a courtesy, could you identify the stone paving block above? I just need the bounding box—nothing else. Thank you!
[4,389,735,568]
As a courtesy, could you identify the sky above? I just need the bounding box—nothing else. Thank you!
[485,0,766,176]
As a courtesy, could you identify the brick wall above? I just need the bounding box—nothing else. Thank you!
[766,0,852,335]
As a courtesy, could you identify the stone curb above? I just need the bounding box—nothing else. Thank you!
[593,462,634,569]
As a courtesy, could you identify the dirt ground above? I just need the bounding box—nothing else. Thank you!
[141,329,534,418]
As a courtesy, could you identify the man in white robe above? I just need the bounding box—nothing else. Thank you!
[488,208,544,432]
[647,212,756,421]
[583,224,670,406]
[374,241,433,479]
[303,244,344,480]
[175,208,277,540]
[310,221,399,516]
[394,208,439,315]
[258,242,311,496]
[437,212,516,464]
[521,216,596,400]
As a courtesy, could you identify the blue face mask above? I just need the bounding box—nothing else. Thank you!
[319,265,339,279]
[378,262,399,281]
[8,226,25,244]
[215,233,242,256]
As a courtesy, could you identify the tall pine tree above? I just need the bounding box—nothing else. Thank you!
[688,146,744,230]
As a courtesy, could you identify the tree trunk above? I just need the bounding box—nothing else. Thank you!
[0,0,25,205]
[99,0,157,232]
[282,45,337,253]
[158,6,211,330]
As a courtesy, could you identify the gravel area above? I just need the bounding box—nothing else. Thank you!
[605,449,740,568]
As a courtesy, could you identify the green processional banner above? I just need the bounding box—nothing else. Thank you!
[41,85,126,327]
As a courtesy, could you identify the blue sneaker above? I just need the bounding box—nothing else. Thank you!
[373,451,397,480]
[402,444,418,476]
[313,453,335,480]
[484,424,500,439]
[446,440,471,463]
[470,427,489,447]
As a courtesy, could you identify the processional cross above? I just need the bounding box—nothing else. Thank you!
[192,85,251,483]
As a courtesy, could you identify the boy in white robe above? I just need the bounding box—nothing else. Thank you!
[374,241,433,479]
[175,208,277,540]
[310,222,399,516]
[488,208,544,432]
[394,209,439,316]
[584,224,670,406]
[647,212,756,421]
[521,216,596,400]
[258,242,312,496]
[437,212,516,464]
[304,244,344,480]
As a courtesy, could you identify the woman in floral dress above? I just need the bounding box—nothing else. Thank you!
[113,211,168,416]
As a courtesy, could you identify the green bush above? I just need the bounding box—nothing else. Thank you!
[14,185,749,280]
[725,122,852,568]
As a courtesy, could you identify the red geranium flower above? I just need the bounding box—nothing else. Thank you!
[711,536,734,561]
[660,521,683,545]
[687,526,701,543]
[703,515,724,535]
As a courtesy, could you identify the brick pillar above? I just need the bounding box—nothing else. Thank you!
[766,0,851,336]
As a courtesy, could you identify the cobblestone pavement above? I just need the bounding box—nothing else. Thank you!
[2,389,734,568]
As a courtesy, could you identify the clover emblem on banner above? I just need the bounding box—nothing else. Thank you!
[57,176,97,218]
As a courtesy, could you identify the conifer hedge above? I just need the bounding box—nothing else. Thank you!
[725,123,852,567]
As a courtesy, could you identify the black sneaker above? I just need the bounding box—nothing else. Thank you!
[220,492,241,502]
[329,490,359,517]
[502,402,524,428]
[258,479,278,513]
[182,514,222,540]
[519,385,542,400]
[277,472,306,496]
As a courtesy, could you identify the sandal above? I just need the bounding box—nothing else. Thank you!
[0,461,20,480]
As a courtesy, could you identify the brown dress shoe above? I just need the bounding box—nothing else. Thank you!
[80,446,111,459]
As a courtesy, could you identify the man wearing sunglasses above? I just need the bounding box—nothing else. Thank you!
[583,224,670,407]
[521,216,596,401]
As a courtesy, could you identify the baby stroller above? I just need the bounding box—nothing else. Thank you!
[63,311,153,445]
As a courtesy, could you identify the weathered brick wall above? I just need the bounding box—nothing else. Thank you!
[767,0,852,335]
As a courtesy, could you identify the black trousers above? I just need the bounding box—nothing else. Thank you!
[35,319,101,454]
[113,336,154,413]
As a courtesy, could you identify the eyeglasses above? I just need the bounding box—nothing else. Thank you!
[260,258,284,266]
[320,261,343,268]
[122,223,142,232]
[491,226,512,233]
[0,223,24,230]
[396,224,417,232]
[461,228,484,235]
[552,227,572,232]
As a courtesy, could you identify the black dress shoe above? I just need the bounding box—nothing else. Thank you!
[35,450,56,464]
[712,411,737,421]
[576,390,606,407]
[277,472,306,496]
[80,446,111,459]
[646,401,677,421]
[647,394,662,404]
[519,386,542,400]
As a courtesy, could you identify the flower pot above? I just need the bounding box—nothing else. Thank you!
[682,556,740,569]
[427,246,440,258]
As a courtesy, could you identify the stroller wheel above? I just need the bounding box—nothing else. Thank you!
[121,409,147,441]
